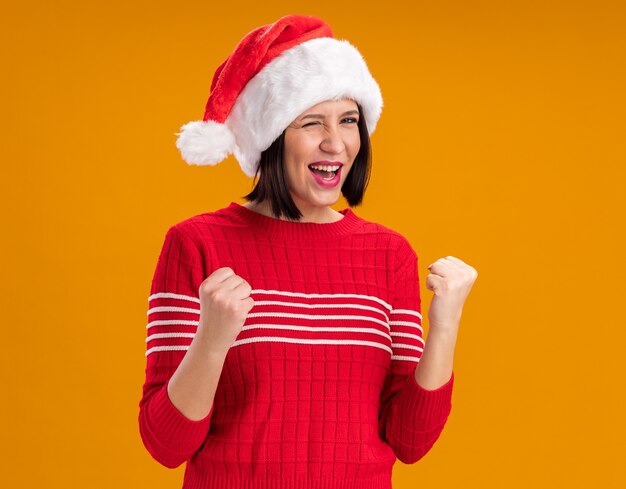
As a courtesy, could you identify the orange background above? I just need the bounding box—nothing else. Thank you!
[2,1,624,487]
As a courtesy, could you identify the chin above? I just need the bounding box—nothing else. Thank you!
[317,195,341,206]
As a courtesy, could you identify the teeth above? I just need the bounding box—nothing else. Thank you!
[309,164,340,171]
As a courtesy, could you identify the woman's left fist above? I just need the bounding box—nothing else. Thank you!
[425,256,478,332]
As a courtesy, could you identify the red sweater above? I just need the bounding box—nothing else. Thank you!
[138,201,454,489]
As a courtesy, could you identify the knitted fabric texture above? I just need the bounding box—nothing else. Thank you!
[138,201,454,489]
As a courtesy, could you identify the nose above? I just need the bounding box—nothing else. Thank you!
[319,124,345,154]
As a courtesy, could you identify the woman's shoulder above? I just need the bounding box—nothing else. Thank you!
[355,213,415,253]
[167,203,236,242]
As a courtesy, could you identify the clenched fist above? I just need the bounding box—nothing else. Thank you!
[197,267,255,353]
[426,256,478,333]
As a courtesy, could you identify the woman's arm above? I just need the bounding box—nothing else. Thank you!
[415,255,477,389]
[138,225,219,469]
[377,240,455,465]
[414,327,457,390]
[166,333,228,421]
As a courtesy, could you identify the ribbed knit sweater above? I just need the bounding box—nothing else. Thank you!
[138,201,454,489]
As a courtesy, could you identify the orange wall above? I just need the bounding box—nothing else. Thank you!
[1,1,624,487]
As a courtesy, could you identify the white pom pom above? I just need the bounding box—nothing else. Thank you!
[175,120,236,166]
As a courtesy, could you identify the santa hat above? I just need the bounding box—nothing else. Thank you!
[175,14,383,178]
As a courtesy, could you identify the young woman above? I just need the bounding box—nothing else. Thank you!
[138,14,477,489]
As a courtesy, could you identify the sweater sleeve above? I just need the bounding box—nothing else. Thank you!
[377,239,454,464]
[138,224,215,469]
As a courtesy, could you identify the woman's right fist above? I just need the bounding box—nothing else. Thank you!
[196,267,255,353]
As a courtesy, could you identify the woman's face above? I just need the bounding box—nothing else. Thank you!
[283,98,361,213]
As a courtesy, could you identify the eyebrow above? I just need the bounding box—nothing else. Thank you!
[300,110,360,121]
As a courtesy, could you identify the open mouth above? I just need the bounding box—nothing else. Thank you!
[308,165,340,180]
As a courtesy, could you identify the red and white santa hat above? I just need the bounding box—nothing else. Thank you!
[175,14,383,178]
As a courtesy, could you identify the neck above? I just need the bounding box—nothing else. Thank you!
[243,200,343,224]
[228,201,360,241]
